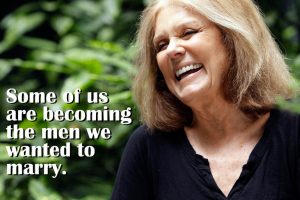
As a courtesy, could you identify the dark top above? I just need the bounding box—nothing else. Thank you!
[111,109,300,200]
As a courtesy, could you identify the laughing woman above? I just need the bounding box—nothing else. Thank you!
[112,0,299,199]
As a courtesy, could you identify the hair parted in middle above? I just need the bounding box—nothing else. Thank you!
[133,0,294,132]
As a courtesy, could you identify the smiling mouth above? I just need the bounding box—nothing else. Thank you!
[175,63,203,81]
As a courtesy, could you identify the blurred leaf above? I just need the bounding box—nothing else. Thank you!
[0,144,24,162]
[277,97,300,113]
[59,34,81,49]
[63,177,112,200]
[88,40,123,53]
[0,143,10,162]
[32,156,64,164]
[0,175,4,196]
[291,55,300,78]
[282,26,297,41]
[96,74,129,84]
[9,2,39,15]
[30,51,65,65]
[64,48,104,74]
[107,55,135,73]
[29,179,63,200]
[91,91,132,109]
[0,60,12,80]
[264,11,277,27]
[97,27,115,41]
[3,58,70,74]
[102,0,121,22]
[0,13,46,53]
[61,72,94,96]
[51,16,74,36]
[40,2,59,12]
[0,132,10,142]
[19,37,57,51]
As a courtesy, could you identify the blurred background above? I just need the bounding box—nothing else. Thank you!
[0,0,299,199]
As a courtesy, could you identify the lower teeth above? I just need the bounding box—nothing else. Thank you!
[177,67,201,80]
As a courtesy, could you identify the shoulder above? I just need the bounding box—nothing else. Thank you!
[265,108,300,154]
[267,108,300,160]
[267,108,299,140]
[125,125,153,150]
[269,108,300,130]
[277,108,299,120]
[124,125,161,155]
[128,125,152,142]
[112,126,156,200]
[116,125,179,177]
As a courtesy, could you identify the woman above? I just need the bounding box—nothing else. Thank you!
[112,0,299,199]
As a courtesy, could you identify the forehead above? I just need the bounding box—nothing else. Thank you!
[153,5,209,40]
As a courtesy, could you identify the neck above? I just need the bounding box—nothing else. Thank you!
[185,98,270,146]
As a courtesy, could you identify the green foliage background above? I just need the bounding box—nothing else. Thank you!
[0,0,299,199]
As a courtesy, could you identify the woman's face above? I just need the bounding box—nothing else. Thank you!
[154,5,230,106]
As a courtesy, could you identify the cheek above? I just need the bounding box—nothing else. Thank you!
[210,51,230,87]
[156,54,170,78]
[156,54,162,70]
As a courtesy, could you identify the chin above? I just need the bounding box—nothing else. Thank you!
[173,85,210,106]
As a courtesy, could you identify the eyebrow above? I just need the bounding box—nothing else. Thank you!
[153,20,201,45]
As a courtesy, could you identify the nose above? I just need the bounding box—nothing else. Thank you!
[166,38,185,59]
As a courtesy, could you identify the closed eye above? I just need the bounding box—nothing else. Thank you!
[155,41,169,52]
[154,29,199,53]
[182,29,198,38]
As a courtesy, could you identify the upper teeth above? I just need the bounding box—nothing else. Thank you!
[175,64,202,77]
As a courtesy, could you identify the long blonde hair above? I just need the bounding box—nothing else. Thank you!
[134,0,295,131]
